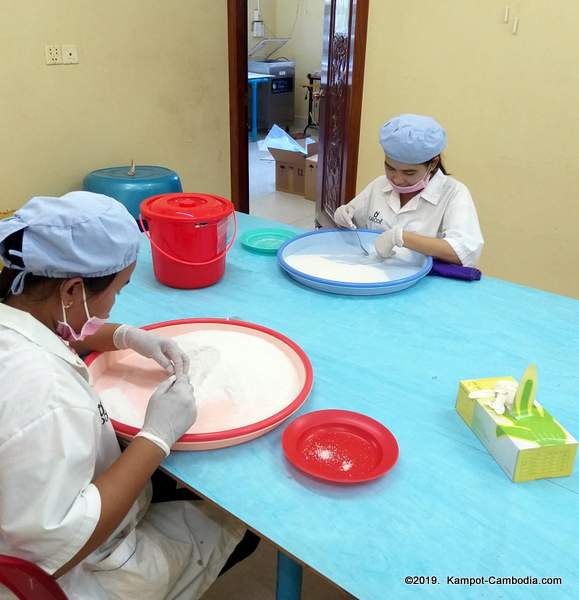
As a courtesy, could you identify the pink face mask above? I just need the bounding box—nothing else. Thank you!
[388,168,432,194]
[56,283,107,342]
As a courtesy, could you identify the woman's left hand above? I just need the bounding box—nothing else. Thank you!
[113,325,190,377]
[374,226,404,258]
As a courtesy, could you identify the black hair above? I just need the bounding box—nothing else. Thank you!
[0,230,117,302]
[425,155,448,175]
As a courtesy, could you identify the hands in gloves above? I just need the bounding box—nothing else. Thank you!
[136,375,197,456]
[333,204,356,229]
[113,325,190,377]
[374,226,404,258]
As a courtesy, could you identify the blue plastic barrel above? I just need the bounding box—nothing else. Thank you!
[83,165,182,220]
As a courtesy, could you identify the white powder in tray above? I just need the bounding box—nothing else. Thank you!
[285,253,390,283]
[99,327,304,435]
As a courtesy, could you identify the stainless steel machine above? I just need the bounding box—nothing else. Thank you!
[248,38,295,131]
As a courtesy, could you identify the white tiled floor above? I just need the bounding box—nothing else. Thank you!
[248,136,316,230]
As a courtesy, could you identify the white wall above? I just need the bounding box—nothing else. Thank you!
[0,0,230,211]
[358,0,579,298]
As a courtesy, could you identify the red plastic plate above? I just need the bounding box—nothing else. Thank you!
[282,409,399,484]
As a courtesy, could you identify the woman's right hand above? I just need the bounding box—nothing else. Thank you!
[58,374,196,577]
[137,375,197,456]
[333,204,356,228]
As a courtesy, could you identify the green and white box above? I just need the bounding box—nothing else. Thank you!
[455,367,577,482]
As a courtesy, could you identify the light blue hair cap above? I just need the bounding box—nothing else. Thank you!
[380,113,447,164]
[0,191,140,295]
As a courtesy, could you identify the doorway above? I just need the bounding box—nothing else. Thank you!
[227,0,368,227]
[246,2,323,229]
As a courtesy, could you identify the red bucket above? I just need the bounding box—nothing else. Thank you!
[140,193,236,289]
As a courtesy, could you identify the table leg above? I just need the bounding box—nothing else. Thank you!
[276,551,303,600]
[250,81,258,143]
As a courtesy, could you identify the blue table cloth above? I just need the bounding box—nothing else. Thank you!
[110,212,579,600]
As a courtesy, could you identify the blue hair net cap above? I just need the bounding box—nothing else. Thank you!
[0,191,140,294]
[380,114,447,164]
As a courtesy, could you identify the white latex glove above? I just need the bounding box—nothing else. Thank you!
[113,325,190,377]
[490,381,519,415]
[373,226,404,258]
[333,204,356,229]
[136,375,197,456]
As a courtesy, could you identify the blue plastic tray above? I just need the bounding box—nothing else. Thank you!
[277,229,432,295]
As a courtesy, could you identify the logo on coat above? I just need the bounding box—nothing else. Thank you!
[97,401,109,425]
[368,211,383,225]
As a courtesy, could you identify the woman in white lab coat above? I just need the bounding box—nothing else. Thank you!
[334,113,484,267]
[0,192,250,600]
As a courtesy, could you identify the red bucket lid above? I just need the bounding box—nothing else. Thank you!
[141,193,234,223]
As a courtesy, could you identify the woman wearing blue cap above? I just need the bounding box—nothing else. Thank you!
[0,192,250,598]
[334,114,484,267]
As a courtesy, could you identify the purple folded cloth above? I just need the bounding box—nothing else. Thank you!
[428,259,481,281]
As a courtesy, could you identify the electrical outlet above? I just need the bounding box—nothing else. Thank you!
[62,44,79,64]
[45,44,62,65]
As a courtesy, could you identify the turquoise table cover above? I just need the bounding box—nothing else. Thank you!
[109,212,579,600]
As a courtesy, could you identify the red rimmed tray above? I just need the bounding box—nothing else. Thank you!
[86,319,313,450]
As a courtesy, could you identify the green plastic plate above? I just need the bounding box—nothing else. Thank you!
[240,228,296,254]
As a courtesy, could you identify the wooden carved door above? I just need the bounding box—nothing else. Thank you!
[315,0,369,227]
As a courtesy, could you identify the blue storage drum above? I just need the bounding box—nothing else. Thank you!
[83,164,182,220]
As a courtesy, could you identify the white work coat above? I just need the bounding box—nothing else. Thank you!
[347,170,484,266]
[0,303,244,600]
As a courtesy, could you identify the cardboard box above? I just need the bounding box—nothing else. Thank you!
[268,141,318,196]
[455,370,577,482]
[304,154,318,202]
